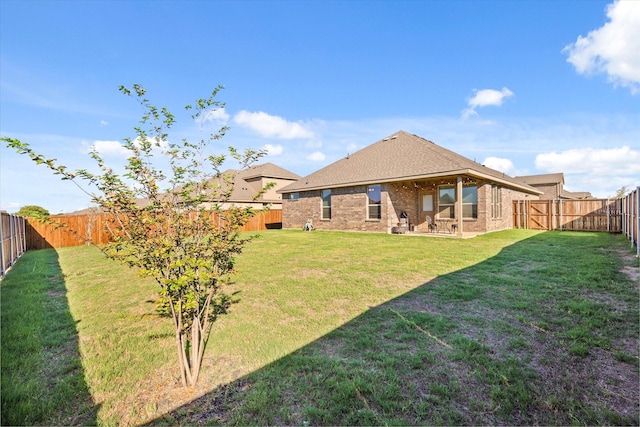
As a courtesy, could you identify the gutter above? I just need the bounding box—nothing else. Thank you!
[279,168,542,196]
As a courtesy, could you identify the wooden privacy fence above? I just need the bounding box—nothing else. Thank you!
[620,187,639,256]
[1,211,27,277]
[514,189,639,256]
[24,209,283,251]
[26,212,112,250]
[513,199,622,232]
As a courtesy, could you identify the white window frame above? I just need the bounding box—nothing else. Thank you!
[462,185,478,219]
[321,189,331,219]
[367,184,381,220]
[491,185,502,218]
[438,184,478,219]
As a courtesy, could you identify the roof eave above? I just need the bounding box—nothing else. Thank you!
[279,168,542,195]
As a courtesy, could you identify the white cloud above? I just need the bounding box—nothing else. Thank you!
[535,146,640,175]
[535,146,640,196]
[203,107,230,124]
[563,0,640,94]
[88,136,170,158]
[0,201,21,212]
[462,87,514,119]
[233,110,315,139]
[133,136,169,152]
[482,156,517,176]
[90,140,129,157]
[307,151,326,161]
[99,120,108,126]
[264,143,283,155]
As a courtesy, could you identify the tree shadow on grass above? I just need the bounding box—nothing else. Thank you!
[153,232,638,425]
[0,249,100,426]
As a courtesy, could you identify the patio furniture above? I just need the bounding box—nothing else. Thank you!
[392,225,408,234]
[437,218,452,233]
[426,215,438,233]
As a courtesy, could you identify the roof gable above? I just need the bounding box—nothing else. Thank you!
[281,131,539,194]
[213,163,299,202]
[514,173,565,186]
[240,162,301,181]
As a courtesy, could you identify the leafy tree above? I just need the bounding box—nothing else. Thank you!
[614,186,628,199]
[3,84,267,387]
[15,205,50,219]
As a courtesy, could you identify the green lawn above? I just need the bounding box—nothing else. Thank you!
[1,229,638,425]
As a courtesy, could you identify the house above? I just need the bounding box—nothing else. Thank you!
[513,173,593,200]
[209,162,301,210]
[279,131,541,236]
[66,162,300,214]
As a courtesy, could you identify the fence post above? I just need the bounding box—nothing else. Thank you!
[634,186,640,256]
[9,214,15,269]
[518,200,522,229]
[624,192,629,238]
[559,199,563,231]
[20,216,26,255]
[0,213,5,277]
[0,212,27,278]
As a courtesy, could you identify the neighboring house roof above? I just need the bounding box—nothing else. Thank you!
[514,173,565,186]
[217,163,301,203]
[57,207,102,216]
[242,162,301,181]
[64,163,300,214]
[280,131,541,195]
[514,173,593,200]
[561,190,594,200]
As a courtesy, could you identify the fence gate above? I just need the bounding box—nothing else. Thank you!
[527,201,551,230]
[514,199,623,233]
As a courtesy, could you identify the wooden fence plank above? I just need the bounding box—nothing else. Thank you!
[24,209,283,250]
[514,199,624,233]
[1,212,26,277]
[620,187,639,256]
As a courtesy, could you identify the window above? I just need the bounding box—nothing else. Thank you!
[491,185,502,218]
[288,192,299,200]
[422,194,433,211]
[438,186,455,219]
[438,184,478,219]
[321,189,331,219]
[462,185,478,219]
[367,185,381,219]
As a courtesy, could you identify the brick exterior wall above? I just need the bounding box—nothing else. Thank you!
[282,185,391,232]
[282,177,538,234]
[478,183,536,233]
[530,183,561,200]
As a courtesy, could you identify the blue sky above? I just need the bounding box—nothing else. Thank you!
[1,0,639,214]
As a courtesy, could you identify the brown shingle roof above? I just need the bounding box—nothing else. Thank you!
[561,190,593,200]
[209,163,300,203]
[280,131,540,194]
[241,162,301,180]
[514,173,565,186]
